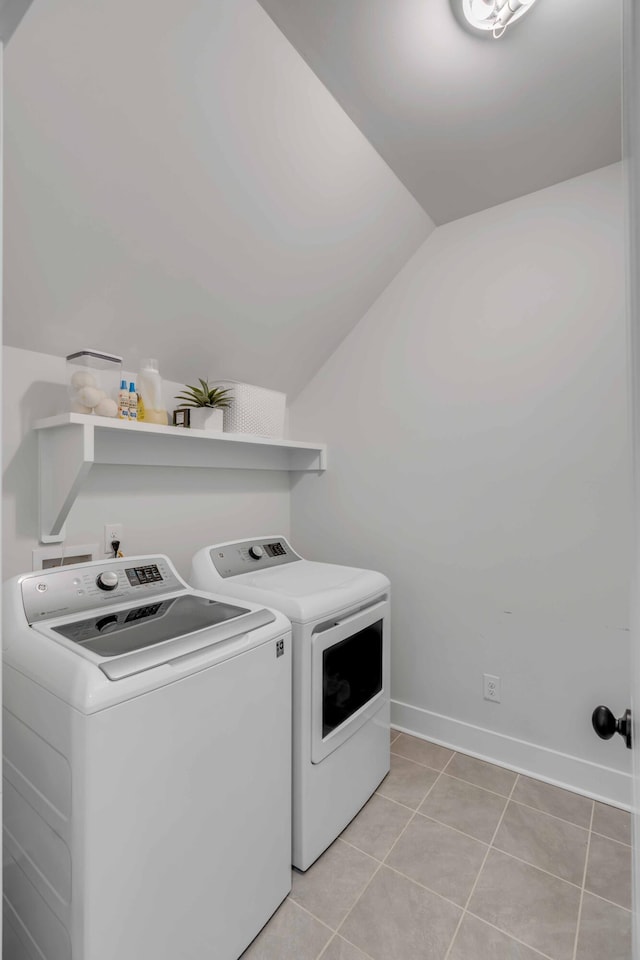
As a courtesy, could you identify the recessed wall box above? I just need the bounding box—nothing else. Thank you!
[32,543,100,571]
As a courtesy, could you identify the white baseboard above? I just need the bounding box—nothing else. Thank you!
[391,699,632,810]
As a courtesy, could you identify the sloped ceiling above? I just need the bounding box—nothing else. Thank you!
[0,0,34,42]
[3,0,432,397]
[257,0,622,225]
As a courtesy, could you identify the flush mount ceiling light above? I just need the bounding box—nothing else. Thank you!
[460,0,539,38]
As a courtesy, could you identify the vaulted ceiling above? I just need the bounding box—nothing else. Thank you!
[3,0,622,395]
[0,0,33,42]
[257,0,622,225]
[3,0,431,396]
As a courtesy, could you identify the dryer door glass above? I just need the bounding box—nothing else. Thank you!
[322,620,383,737]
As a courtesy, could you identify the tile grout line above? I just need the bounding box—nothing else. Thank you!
[391,746,592,828]
[289,898,340,935]
[315,930,377,960]
[380,776,603,840]
[392,738,631,830]
[339,835,386,860]
[331,751,458,949]
[443,772,520,960]
[392,752,597,831]
[580,888,633,914]
[589,829,632,848]
[571,801,595,960]
[391,747,514,800]
[462,911,558,960]
[500,797,592,833]
[323,933,378,960]
[459,845,584,892]
[413,810,492,846]
[265,898,344,960]
[340,828,596,911]
[289,897,377,960]
[358,795,592,892]
[380,861,470,912]
[391,731,630,811]
[369,793,592,892]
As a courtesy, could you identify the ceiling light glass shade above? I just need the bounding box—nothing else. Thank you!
[460,0,539,37]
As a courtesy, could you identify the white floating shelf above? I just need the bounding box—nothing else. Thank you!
[35,414,327,543]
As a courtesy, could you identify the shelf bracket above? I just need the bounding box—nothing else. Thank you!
[39,421,95,543]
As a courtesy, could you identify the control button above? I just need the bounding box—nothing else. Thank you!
[248,545,264,560]
[73,578,81,586]
[77,589,85,596]
[96,571,119,591]
[36,583,47,592]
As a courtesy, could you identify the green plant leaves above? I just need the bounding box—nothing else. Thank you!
[174,380,234,409]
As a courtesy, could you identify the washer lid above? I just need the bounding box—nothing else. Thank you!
[233,561,371,593]
[224,561,389,622]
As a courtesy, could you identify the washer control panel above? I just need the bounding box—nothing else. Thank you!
[210,537,300,579]
[21,557,181,624]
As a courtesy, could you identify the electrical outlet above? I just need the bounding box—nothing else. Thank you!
[104,523,124,555]
[483,674,501,703]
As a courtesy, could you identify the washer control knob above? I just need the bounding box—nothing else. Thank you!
[96,571,119,591]
[248,545,264,560]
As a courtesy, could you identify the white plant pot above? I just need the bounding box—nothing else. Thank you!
[189,408,224,432]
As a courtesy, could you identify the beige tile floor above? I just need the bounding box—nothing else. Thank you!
[241,730,633,960]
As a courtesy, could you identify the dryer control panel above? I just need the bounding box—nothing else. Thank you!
[21,556,182,624]
[210,537,300,579]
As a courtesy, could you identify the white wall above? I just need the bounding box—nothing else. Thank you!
[3,0,432,398]
[3,347,291,579]
[291,164,633,804]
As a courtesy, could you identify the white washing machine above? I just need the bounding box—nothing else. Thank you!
[3,554,292,960]
[191,536,390,871]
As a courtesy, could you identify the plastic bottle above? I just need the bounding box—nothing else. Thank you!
[118,379,130,420]
[128,381,138,421]
[138,359,168,425]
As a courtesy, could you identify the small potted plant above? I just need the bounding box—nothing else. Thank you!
[174,379,233,432]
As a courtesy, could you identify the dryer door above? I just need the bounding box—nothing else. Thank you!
[310,597,390,764]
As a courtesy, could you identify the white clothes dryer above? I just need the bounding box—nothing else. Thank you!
[191,536,390,871]
[3,555,292,960]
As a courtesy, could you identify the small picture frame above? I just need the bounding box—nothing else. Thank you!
[173,409,191,428]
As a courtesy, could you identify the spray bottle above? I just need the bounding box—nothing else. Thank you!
[128,381,138,421]
[118,379,130,420]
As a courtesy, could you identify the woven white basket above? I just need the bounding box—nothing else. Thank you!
[214,380,286,439]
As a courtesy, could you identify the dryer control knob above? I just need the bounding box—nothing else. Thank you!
[96,571,119,591]
[248,545,264,560]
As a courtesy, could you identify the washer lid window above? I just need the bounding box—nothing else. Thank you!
[52,595,252,657]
